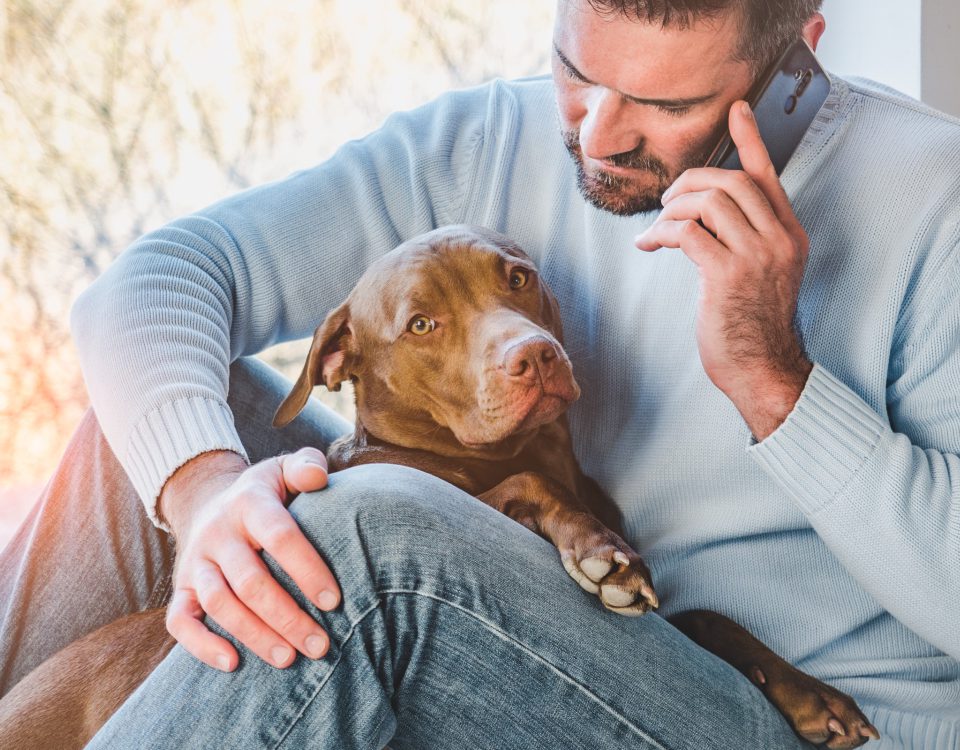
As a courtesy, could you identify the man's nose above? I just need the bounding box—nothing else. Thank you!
[579,87,641,162]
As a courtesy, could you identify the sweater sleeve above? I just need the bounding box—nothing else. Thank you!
[70,84,490,531]
[746,242,960,659]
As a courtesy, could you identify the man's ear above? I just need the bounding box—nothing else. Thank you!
[272,302,354,428]
[802,12,826,52]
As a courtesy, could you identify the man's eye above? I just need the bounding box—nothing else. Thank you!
[408,315,436,336]
[561,63,587,84]
[656,104,693,117]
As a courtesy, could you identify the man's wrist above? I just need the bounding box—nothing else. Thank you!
[730,359,813,443]
[158,450,249,537]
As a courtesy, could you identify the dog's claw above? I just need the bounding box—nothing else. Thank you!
[828,718,846,736]
[640,582,659,609]
[556,515,657,617]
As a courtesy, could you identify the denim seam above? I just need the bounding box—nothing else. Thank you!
[144,537,176,609]
[144,573,171,610]
[271,588,670,749]
[383,589,670,748]
[272,598,382,749]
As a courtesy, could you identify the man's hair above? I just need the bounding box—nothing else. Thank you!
[586,0,824,77]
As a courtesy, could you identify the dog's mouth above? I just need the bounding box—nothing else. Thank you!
[516,385,578,428]
[455,377,580,449]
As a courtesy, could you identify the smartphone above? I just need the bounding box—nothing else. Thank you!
[704,38,831,175]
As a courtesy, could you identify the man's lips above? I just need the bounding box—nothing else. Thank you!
[592,160,645,177]
[584,151,663,180]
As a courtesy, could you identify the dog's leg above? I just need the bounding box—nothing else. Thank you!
[0,607,174,750]
[479,471,659,615]
[668,609,880,747]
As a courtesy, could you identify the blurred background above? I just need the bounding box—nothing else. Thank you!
[1,0,957,552]
[0,0,555,549]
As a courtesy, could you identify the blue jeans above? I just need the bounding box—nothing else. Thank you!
[0,357,811,749]
[85,361,811,748]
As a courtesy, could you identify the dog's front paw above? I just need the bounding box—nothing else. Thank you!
[752,663,880,748]
[556,514,658,616]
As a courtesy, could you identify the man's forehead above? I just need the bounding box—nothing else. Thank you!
[554,0,746,94]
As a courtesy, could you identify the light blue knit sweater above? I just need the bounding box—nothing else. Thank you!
[71,72,960,747]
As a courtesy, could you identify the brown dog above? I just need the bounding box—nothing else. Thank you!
[0,225,879,748]
[273,225,659,616]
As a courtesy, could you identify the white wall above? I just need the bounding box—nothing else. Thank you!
[817,0,922,98]
[922,0,960,118]
[816,0,960,117]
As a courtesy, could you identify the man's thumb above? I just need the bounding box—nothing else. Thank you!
[278,447,329,495]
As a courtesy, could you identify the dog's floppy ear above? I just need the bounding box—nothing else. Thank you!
[272,303,353,428]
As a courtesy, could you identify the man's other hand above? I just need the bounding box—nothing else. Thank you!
[159,448,340,672]
[633,99,813,441]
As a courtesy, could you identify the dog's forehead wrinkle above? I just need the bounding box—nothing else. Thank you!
[346,300,402,350]
[429,223,533,259]
[441,245,527,307]
[347,228,550,344]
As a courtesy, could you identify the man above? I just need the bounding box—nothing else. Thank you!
[2,0,959,746]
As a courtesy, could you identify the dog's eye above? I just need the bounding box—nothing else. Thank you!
[408,315,436,336]
[509,268,529,289]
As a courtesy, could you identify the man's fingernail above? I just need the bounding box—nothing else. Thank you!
[306,634,327,658]
[271,645,293,667]
[305,459,327,470]
[216,654,231,671]
[741,101,753,118]
[317,590,338,610]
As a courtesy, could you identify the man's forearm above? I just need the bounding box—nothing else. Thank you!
[747,362,960,659]
[70,82,487,531]
[69,235,252,532]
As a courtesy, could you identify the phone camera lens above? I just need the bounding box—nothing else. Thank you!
[784,94,798,114]
[794,69,803,80]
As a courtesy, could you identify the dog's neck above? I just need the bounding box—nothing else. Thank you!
[325,409,581,497]
[350,413,544,463]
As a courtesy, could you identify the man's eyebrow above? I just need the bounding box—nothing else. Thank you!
[553,43,719,108]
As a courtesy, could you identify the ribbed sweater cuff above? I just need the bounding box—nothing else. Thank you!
[746,363,887,515]
[125,397,250,532]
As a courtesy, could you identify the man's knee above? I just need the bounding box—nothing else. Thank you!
[288,463,481,546]
[276,464,505,623]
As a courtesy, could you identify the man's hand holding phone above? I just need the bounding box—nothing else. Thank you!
[160,448,342,672]
[634,100,813,443]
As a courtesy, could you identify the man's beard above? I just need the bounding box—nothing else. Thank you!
[561,127,719,216]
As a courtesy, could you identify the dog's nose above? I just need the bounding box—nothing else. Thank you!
[503,336,558,380]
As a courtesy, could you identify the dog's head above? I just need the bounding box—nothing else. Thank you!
[273,225,580,459]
